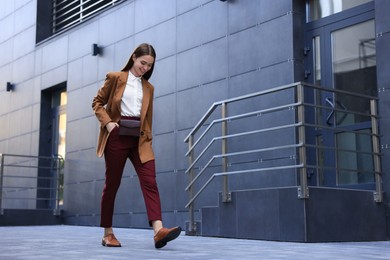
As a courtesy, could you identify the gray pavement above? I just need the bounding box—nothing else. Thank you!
[0,225,390,259]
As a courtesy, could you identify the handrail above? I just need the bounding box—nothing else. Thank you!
[185,164,305,208]
[184,81,378,144]
[185,102,302,157]
[0,153,64,215]
[185,143,303,191]
[183,82,383,234]
[185,122,302,174]
[184,82,301,143]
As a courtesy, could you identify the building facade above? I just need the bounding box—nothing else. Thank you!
[1,0,390,242]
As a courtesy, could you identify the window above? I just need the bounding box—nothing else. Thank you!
[36,0,126,43]
[307,0,373,22]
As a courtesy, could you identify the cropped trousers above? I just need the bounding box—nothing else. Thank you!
[100,118,162,227]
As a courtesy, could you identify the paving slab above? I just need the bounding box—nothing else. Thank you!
[0,225,390,259]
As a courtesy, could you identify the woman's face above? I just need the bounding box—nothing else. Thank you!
[130,54,154,77]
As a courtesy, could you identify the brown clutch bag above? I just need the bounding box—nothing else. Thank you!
[119,119,140,136]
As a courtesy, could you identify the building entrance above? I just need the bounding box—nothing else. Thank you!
[38,84,67,208]
[304,1,377,189]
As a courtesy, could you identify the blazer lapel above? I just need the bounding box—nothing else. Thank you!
[111,71,129,116]
[140,78,150,121]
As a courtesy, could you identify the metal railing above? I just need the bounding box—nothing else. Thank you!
[52,0,126,33]
[0,154,64,215]
[184,82,383,234]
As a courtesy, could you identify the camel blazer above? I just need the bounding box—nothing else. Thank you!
[92,71,155,163]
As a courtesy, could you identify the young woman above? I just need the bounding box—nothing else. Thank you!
[92,43,181,249]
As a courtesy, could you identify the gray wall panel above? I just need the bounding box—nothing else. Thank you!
[228,15,293,77]
[228,62,294,98]
[375,0,390,33]
[177,0,211,14]
[175,170,189,210]
[66,117,97,153]
[0,1,15,17]
[67,84,97,121]
[0,13,13,43]
[177,39,228,91]
[13,1,35,34]
[97,45,115,80]
[68,22,99,61]
[67,59,83,91]
[259,0,292,22]
[177,0,227,52]
[376,1,390,210]
[113,37,135,70]
[41,65,67,90]
[135,19,177,60]
[153,56,176,97]
[228,0,262,34]
[376,33,390,87]
[98,2,135,46]
[134,0,176,32]
[13,27,35,59]
[82,55,99,86]
[176,79,228,130]
[176,130,190,171]
[41,37,69,73]
[157,172,177,211]
[8,133,32,155]
[0,39,13,67]
[64,182,98,214]
[154,132,176,173]
[154,94,176,134]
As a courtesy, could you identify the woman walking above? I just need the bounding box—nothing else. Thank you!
[92,43,181,249]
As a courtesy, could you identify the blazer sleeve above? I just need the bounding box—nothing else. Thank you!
[92,73,115,128]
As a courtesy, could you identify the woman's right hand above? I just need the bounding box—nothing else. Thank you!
[106,122,119,133]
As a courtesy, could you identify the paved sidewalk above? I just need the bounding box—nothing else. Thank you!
[0,225,390,259]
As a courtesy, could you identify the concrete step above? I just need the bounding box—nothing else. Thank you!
[0,209,63,226]
[199,187,387,242]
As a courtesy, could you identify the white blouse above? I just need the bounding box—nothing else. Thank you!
[121,72,143,117]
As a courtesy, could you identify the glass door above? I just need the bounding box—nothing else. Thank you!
[305,1,377,188]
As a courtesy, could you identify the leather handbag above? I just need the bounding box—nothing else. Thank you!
[119,119,141,136]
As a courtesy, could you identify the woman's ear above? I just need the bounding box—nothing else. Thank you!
[132,54,137,62]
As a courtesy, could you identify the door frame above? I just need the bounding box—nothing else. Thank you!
[303,1,376,189]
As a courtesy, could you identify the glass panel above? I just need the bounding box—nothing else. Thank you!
[308,0,372,21]
[336,129,374,184]
[313,36,324,126]
[331,20,376,126]
[60,91,67,106]
[58,113,67,159]
[57,113,66,206]
[313,36,321,85]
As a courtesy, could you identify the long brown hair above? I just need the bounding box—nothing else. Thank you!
[121,43,156,80]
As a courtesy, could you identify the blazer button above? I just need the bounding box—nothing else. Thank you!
[140,131,144,136]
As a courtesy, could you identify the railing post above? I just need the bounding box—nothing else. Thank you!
[297,84,309,199]
[0,154,4,215]
[371,99,383,203]
[221,102,231,202]
[54,156,61,215]
[187,135,197,235]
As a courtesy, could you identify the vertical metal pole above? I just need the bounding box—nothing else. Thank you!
[221,103,231,202]
[54,156,60,215]
[297,84,309,199]
[0,154,4,215]
[371,99,383,203]
[188,135,196,234]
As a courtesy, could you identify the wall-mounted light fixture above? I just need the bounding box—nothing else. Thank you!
[6,82,14,92]
[91,43,102,56]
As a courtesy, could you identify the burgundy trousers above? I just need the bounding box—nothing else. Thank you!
[100,121,162,227]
